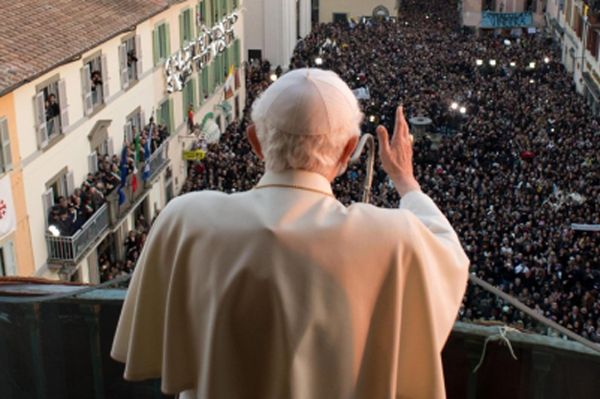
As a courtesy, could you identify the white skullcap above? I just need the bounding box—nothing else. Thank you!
[252,68,362,136]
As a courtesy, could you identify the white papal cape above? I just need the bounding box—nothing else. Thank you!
[111,170,469,399]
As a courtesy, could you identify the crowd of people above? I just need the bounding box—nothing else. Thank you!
[100,213,152,282]
[47,119,169,238]
[180,0,599,340]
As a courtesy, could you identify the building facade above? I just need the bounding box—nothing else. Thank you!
[462,0,546,28]
[317,0,398,24]
[548,0,600,113]
[244,0,312,68]
[0,0,245,282]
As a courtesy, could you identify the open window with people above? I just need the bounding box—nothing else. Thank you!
[119,35,143,90]
[33,78,69,148]
[81,54,109,115]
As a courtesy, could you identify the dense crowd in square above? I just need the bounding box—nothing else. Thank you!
[180,0,599,340]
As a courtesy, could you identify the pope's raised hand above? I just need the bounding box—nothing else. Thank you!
[376,105,421,197]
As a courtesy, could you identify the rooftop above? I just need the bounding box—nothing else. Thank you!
[0,0,171,97]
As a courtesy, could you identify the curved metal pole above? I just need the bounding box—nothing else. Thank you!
[350,133,376,203]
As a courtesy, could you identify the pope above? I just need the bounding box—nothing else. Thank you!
[111,68,469,399]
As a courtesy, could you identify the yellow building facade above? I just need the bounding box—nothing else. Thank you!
[0,93,35,276]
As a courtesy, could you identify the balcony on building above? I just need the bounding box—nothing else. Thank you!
[0,279,599,399]
[45,141,169,269]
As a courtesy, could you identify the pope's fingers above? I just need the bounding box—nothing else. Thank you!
[376,125,391,156]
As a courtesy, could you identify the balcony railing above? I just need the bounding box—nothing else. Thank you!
[46,203,110,264]
[146,141,169,184]
[0,278,599,399]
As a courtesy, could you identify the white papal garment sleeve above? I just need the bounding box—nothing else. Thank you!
[394,190,470,398]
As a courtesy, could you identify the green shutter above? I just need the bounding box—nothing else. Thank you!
[153,28,159,65]
[191,77,197,109]
[179,13,184,48]
[165,23,171,56]
[202,67,209,98]
[168,98,174,134]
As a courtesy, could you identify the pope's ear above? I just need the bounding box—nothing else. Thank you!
[246,124,264,160]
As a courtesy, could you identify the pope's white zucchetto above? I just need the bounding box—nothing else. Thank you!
[252,68,363,136]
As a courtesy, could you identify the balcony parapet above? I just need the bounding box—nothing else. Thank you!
[45,203,109,265]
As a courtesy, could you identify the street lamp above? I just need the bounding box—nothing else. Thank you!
[476,59,483,66]
[489,59,497,67]
[270,73,278,82]
[315,57,323,66]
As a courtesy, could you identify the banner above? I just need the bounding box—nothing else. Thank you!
[0,175,16,237]
[480,11,533,29]
[183,149,206,161]
[571,224,600,232]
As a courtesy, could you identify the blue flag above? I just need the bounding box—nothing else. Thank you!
[118,145,128,205]
[142,129,152,182]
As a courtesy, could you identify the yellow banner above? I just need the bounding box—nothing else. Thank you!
[183,149,206,161]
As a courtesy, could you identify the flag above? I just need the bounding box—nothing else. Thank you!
[143,127,152,182]
[118,144,128,205]
[132,134,140,192]
[224,65,235,99]
[0,175,16,237]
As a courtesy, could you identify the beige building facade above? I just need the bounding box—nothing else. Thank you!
[1,0,246,282]
[318,0,398,23]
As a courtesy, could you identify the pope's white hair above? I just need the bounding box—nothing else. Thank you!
[251,99,363,175]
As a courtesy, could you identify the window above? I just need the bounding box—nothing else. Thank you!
[197,1,207,26]
[0,241,16,276]
[180,8,194,47]
[232,0,238,10]
[211,0,219,25]
[200,66,210,101]
[153,23,171,65]
[220,0,228,17]
[157,98,174,134]
[33,78,69,148]
[81,54,109,115]
[43,169,74,227]
[119,35,143,90]
[0,118,12,174]
[183,78,197,119]
[126,108,145,143]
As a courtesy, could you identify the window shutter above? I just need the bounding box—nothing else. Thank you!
[135,35,143,78]
[153,28,160,65]
[88,152,99,174]
[165,23,171,56]
[168,98,175,133]
[0,119,12,173]
[107,137,115,157]
[179,13,185,48]
[66,171,75,196]
[81,65,94,115]
[140,109,146,130]
[124,122,133,144]
[33,92,49,147]
[43,188,54,227]
[101,54,110,100]
[58,79,69,131]
[191,77,197,109]
[119,43,130,90]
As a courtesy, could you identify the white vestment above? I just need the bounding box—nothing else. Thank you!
[111,170,469,399]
